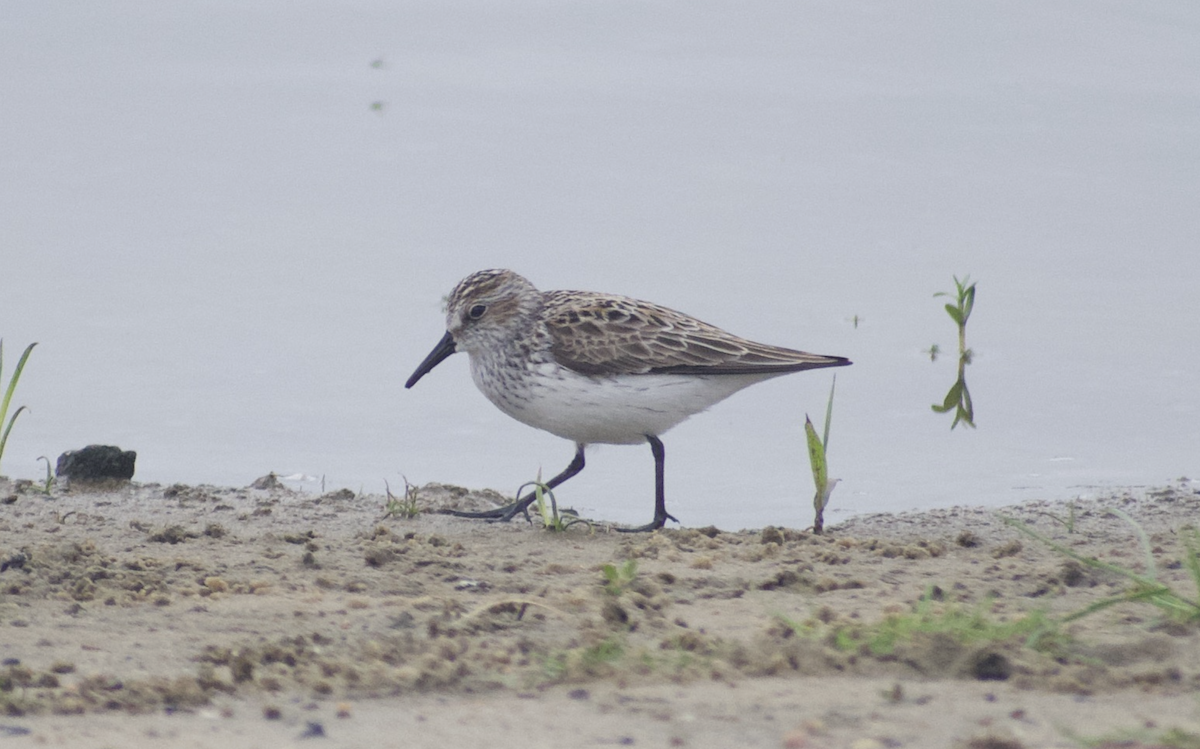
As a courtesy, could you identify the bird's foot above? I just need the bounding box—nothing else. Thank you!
[440,500,533,524]
[615,511,679,533]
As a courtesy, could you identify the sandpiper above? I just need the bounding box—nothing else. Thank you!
[406,269,851,531]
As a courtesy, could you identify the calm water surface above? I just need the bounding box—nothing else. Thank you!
[3,2,1197,528]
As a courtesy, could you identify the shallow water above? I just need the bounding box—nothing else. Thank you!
[3,2,1197,528]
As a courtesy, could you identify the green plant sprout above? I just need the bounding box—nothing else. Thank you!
[936,274,975,363]
[521,470,587,532]
[1002,510,1200,624]
[601,559,638,596]
[805,374,839,534]
[1065,725,1200,749]
[382,476,421,519]
[1033,498,1078,534]
[0,340,37,475]
[775,587,1057,655]
[36,456,54,495]
[835,595,1054,655]
[931,275,976,429]
[540,636,625,682]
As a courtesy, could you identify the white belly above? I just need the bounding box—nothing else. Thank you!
[470,357,778,445]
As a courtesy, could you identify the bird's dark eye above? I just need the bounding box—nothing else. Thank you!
[468,304,487,320]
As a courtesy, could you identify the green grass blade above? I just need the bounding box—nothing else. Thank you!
[1060,595,1131,623]
[1001,516,1158,586]
[0,342,37,473]
[0,340,8,430]
[1106,507,1157,580]
[0,342,36,422]
[1182,528,1200,593]
[0,405,29,465]
[1003,515,1200,622]
[821,374,836,451]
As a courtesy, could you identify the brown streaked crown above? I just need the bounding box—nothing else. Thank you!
[443,269,543,350]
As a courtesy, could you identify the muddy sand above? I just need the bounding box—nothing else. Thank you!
[1,476,1198,748]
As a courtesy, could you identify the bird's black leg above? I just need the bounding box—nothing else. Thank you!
[618,435,679,533]
[441,444,586,523]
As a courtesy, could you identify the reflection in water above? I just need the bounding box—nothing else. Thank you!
[933,352,975,429]
[931,276,977,429]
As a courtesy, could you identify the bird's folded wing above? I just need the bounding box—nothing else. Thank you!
[543,291,849,377]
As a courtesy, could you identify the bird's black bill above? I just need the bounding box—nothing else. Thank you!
[405,331,457,388]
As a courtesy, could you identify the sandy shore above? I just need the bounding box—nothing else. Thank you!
[1,477,1198,748]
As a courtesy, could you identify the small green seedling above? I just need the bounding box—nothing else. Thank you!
[36,456,54,495]
[521,470,586,531]
[805,374,839,534]
[1033,498,1078,534]
[836,592,1054,655]
[935,274,975,362]
[601,559,638,596]
[1002,511,1200,624]
[930,275,976,429]
[0,340,37,474]
[1065,725,1200,749]
[382,477,421,519]
[540,637,625,682]
[776,588,1057,655]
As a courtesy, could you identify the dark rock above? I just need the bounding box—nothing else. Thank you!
[972,651,1012,681]
[1,553,28,573]
[299,721,325,739]
[56,445,136,481]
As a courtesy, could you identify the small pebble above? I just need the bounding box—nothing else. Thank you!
[0,726,33,737]
[782,730,807,748]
